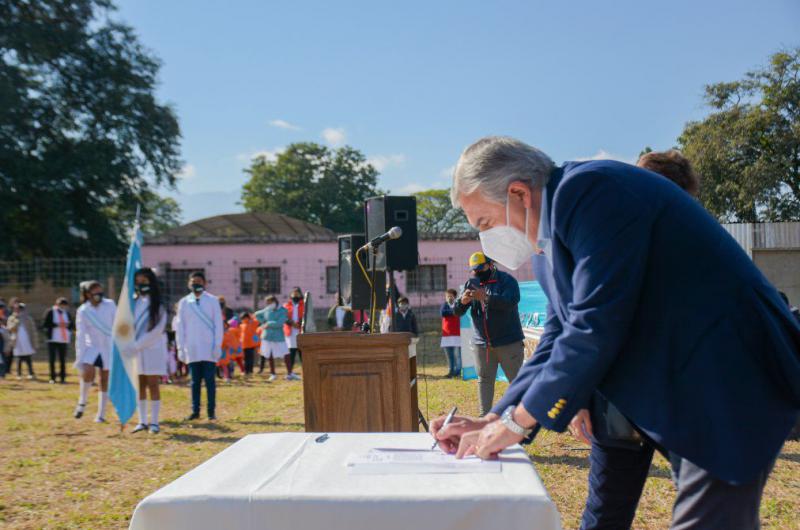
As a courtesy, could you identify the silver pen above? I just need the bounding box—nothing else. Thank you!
[431,406,458,450]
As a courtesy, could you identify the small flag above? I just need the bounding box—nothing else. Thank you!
[109,223,143,425]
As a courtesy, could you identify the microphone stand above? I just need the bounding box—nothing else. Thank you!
[387,269,398,332]
[369,246,379,333]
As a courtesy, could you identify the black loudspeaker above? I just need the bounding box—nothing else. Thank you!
[338,234,387,311]
[364,195,418,271]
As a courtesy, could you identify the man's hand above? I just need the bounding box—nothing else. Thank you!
[430,413,496,453]
[456,419,523,460]
[472,288,487,303]
[568,408,594,446]
[460,290,474,306]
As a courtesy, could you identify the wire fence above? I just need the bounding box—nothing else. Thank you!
[0,257,463,363]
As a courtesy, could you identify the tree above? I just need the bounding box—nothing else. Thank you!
[241,142,383,233]
[414,189,473,234]
[678,48,800,222]
[103,190,183,239]
[0,0,182,259]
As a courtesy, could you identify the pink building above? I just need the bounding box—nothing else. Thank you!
[142,212,533,311]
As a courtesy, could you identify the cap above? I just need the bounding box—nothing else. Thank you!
[469,251,492,270]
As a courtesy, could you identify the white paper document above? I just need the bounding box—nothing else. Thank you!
[346,448,502,475]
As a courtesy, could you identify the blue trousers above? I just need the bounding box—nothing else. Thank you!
[189,361,216,417]
[443,346,462,375]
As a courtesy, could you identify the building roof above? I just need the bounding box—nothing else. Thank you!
[145,212,337,245]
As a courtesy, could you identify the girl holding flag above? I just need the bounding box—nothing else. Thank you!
[74,281,117,421]
[127,268,167,434]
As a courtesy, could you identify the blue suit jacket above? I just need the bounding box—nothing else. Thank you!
[492,160,800,484]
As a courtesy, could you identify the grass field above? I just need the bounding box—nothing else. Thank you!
[1,358,798,529]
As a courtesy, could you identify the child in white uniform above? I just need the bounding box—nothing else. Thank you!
[74,281,117,421]
[126,268,167,434]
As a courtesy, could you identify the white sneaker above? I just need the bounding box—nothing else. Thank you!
[268,374,277,382]
[288,373,301,381]
[26,375,34,380]
[149,424,160,434]
[131,423,148,433]
[94,416,106,423]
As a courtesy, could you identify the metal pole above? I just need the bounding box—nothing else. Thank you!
[387,269,398,332]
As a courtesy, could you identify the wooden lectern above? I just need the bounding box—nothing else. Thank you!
[297,332,419,432]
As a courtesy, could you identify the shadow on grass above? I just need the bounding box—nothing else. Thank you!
[419,374,460,381]
[53,430,89,438]
[778,452,799,464]
[235,419,305,429]
[1,381,59,391]
[165,432,240,444]
[160,420,233,432]
[533,454,674,480]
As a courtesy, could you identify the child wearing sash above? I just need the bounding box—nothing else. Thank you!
[174,271,224,421]
[74,281,117,421]
[126,268,168,434]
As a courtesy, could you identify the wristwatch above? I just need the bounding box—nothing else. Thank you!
[501,405,533,437]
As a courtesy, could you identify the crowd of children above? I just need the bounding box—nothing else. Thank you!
[1,272,470,432]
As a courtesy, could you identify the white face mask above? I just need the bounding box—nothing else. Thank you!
[269,303,278,310]
[478,199,535,270]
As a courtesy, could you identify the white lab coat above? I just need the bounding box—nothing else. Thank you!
[75,298,117,368]
[174,291,224,364]
[130,296,168,376]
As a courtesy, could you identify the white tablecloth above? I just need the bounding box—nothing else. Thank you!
[129,432,561,530]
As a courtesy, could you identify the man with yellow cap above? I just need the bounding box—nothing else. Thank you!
[454,251,525,415]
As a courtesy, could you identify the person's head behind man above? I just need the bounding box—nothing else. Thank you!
[289,287,303,304]
[55,297,69,311]
[469,252,495,283]
[397,296,410,313]
[445,288,457,305]
[451,136,554,270]
[264,295,278,310]
[637,149,700,197]
[188,271,206,297]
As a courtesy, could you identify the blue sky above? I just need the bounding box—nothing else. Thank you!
[114,0,800,223]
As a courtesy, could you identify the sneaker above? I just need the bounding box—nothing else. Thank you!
[268,374,277,382]
[131,423,148,433]
[184,412,200,421]
[74,404,86,419]
[94,416,106,423]
[208,415,216,422]
[149,424,160,434]
[16,376,22,380]
[26,375,34,380]
[288,373,301,381]
[49,379,56,384]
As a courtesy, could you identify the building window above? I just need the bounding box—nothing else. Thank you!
[325,266,338,294]
[240,267,281,296]
[406,265,447,293]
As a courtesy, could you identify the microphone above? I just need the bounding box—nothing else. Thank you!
[361,226,402,251]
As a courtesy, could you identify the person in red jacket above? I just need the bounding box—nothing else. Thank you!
[283,287,304,381]
[440,288,462,378]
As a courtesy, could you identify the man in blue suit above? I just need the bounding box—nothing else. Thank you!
[432,136,800,529]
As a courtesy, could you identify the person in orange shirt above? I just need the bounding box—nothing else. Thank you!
[218,319,241,383]
[239,312,261,377]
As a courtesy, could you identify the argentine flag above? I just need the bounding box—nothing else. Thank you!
[109,225,143,425]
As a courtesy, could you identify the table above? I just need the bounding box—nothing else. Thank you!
[129,432,561,530]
